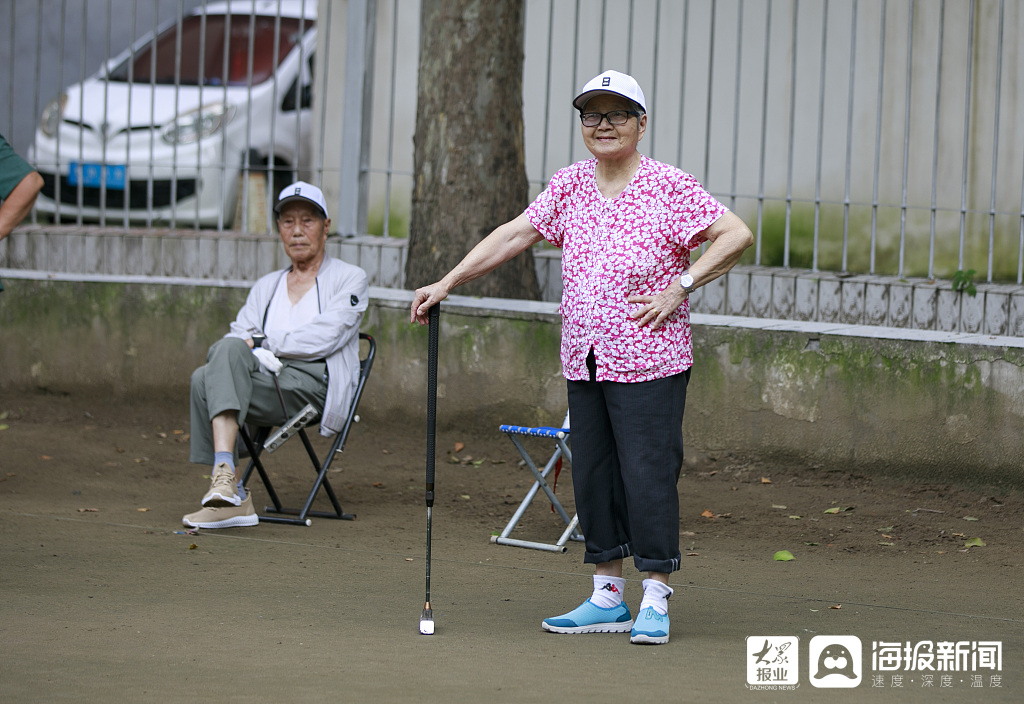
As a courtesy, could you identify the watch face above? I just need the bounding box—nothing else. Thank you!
[680,273,694,289]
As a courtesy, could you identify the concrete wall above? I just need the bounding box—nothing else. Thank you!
[5,224,1024,335]
[2,277,1022,490]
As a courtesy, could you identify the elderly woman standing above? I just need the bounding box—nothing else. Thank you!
[411,70,752,644]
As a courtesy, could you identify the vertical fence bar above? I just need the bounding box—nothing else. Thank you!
[898,0,914,277]
[729,0,744,212]
[986,0,1004,283]
[6,2,13,137]
[841,0,858,273]
[315,0,334,189]
[625,0,633,75]
[755,0,772,265]
[30,1,43,224]
[75,2,87,226]
[381,0,401,236]
[957,0,975,272]
[869,0,887,274]
[928,1,945,280]
[54,0,68,223]
[169,0,186,230]
[783,0,798,269]
[239,10,258,233]
[812,0,828,272]
[538,0,555,183]
[568,0,581,165]
[99,0,113,227]
[192,1,209,230]
[147,3,161,228]
[216,3,231,231]
[124,0,138,229]
[702,0,716,186]
[675,0,689,170]
[648,0,660,156]
[265,4,283,230]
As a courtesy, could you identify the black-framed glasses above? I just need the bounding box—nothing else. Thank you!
[579,110,640,127]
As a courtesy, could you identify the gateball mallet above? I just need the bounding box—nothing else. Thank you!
[419,303,440,635]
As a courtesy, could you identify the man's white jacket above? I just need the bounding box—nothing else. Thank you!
[227,255,368,436]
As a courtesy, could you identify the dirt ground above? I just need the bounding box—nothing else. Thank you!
[2,388,1022,702]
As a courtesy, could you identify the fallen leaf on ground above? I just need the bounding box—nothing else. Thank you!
[173,429,184,435]
[788,515,802,520]
[156,432,167,439]
[878,542,895,546]
[40,455,52,460]
[772,504,787,509]
[460,494,471,500]
[964,537,986,548]
[372,482,384,488]
[188,543,198,550]
[136,508,150,512]
[686,552,700,556]
[405,558,414,562]
[823,506,854,514]
[454,442,465,453]
[0,424,8,431]
[962,516,979,521]
[701,509,715,518]
[77,508,99,512]
[761,477,772,484]
[773,550,795,561]
[830,604,842,609]
[803,542,819,546]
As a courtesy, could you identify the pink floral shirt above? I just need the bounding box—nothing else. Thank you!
[525,155,727,382]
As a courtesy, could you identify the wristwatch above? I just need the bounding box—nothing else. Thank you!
[251,332,266,349]
[679,272,695,296]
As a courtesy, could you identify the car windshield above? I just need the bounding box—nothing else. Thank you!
[108,14,312,86]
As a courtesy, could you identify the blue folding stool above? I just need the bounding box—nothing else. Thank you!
[490,411,584,553]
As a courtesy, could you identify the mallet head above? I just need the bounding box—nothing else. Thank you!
[419,606,434,635]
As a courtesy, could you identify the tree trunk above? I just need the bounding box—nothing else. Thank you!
[406,0,541,300]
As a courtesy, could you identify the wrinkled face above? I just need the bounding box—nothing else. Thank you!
[580,94,647,161]
[276,201,330,266]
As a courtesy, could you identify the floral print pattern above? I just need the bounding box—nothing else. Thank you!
[525,155,727,382]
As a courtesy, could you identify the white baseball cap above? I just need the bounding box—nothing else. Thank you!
[573,70,647,113]
[275,181,329,219]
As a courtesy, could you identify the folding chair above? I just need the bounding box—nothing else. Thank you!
[238,333,376,526]
[490,411,584,553]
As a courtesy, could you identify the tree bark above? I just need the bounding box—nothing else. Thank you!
[406,0,541,300]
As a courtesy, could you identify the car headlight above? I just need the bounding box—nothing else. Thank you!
[40,94,67,137]
[161,103,235,145]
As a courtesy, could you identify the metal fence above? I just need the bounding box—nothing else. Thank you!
[3,0,1023,284]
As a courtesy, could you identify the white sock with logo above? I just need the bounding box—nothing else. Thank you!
[590,575,626,609]
[639,579,673,615]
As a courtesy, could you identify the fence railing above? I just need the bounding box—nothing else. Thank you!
[3,0,1023,286]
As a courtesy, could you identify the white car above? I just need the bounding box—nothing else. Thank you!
[29,0,317,228]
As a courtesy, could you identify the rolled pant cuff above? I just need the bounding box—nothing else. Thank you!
[633,554,682,574]
[584,544,633,566]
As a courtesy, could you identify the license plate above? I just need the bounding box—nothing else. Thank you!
[68,162,126,190]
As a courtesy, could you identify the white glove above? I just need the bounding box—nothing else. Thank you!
[252,347,283,375]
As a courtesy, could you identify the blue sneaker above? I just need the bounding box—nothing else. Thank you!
[630,606,670,644]
[542,599,633,634]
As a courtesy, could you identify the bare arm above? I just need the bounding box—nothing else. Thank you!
[410,212,544,324]
[629,211,754,328]
[0,171,44,240]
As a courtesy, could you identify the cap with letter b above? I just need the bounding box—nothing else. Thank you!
[573,70,647,114]
[275,181,329,219]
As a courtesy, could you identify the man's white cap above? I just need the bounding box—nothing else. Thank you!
[275,181,329,219]
[573,70,647,113]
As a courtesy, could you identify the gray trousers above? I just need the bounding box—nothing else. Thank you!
[189,337,328,465]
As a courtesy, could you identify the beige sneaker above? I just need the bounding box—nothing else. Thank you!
[201,462,240,507]
[183,493,258,529]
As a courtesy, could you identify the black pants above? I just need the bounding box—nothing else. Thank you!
[566,352,690,574]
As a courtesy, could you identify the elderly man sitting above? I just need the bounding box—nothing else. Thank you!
[183,182,368,529]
